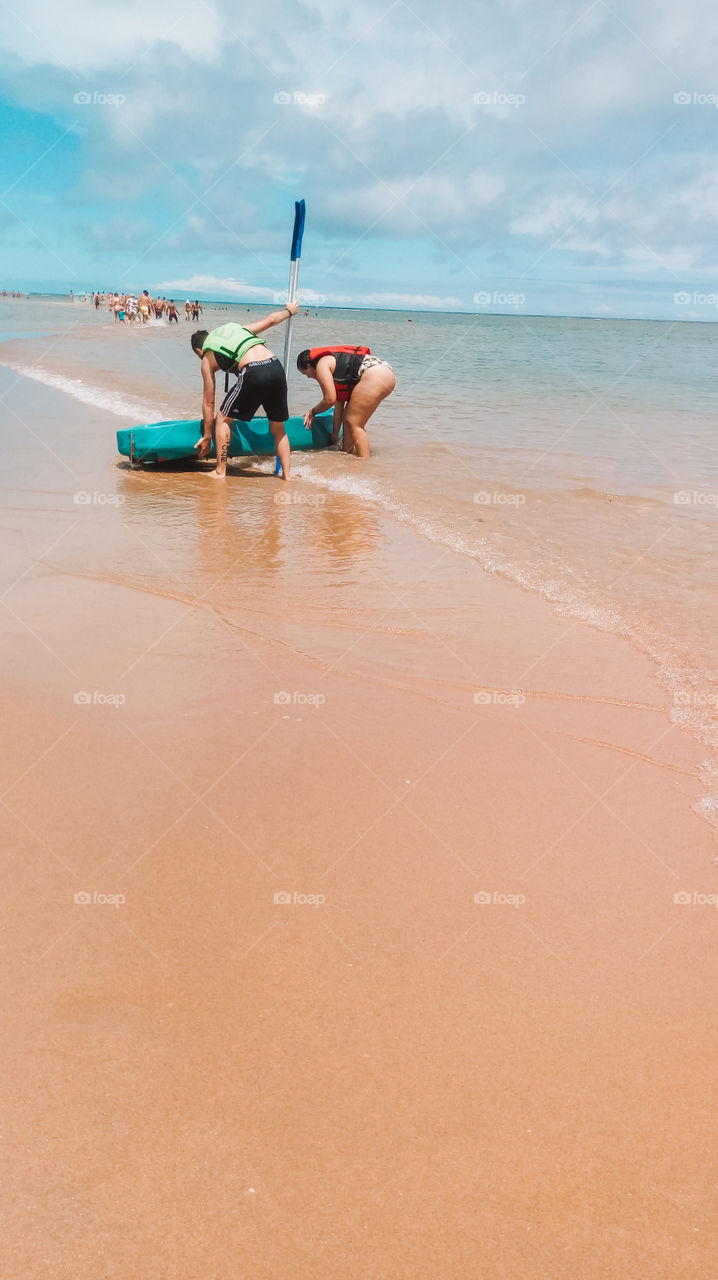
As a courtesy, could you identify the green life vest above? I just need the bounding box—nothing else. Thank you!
[201,323,265,366]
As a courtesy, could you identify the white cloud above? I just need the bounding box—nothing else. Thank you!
[157,275,274,299]
[0,0,223,69]
[4,0,718,313]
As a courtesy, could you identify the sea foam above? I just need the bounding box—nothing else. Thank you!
[1,362,164,421]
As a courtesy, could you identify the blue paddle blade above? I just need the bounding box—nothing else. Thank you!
[290,199,306,261]
[275,454,283,475]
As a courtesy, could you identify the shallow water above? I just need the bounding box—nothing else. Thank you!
[2,295,717,811]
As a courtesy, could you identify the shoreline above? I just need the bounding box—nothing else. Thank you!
[11,293,718,325]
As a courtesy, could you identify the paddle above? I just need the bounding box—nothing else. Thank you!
[276,199,306,475]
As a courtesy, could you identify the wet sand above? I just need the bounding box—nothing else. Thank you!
[2,366,718,1277]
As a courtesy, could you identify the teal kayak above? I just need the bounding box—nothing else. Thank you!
[117,411,333,464]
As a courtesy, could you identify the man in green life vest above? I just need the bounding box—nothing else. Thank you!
[191,300,298,478]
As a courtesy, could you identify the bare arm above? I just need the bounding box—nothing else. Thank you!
[303,358,337,428]
[194,356,216,458]
[245,299,298,335]
[311,358,337,412]
[200,357,216,436]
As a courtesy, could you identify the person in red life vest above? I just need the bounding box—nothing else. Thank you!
[296,345,395,458]
[191,301,299,479]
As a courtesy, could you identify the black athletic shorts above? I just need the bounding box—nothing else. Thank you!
[220,357,289,422]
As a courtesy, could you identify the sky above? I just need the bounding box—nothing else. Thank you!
[0,0,717,318]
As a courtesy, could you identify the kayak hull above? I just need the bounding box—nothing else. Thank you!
[117,411,333,464]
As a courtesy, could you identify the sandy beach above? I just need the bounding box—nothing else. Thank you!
[2,346,717,1278]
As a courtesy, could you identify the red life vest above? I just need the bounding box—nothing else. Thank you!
[308,345,371,402]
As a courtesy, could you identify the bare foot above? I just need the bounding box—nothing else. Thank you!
[205,468,226,479]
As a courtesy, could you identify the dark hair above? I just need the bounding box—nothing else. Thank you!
[191,329,208,353]
[296,349,313,372]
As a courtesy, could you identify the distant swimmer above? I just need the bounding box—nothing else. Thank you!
[296,345,395,458]
[184,299,192,322]
[191,301,298,480]
[167,300,179,323]
[139,290,151,323]
[192,299,203,321]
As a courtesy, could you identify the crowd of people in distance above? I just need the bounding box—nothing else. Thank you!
[91,292,205,324]
[1,290,27,299]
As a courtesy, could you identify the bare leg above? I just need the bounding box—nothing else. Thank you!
[341,411,355,453]
[269,420,291,479]
[206,412,231,478]
[332,402,344,446]
[348,423,369,457]
[343,368,396,460]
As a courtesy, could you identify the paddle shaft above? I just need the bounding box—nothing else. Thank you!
[278,200,305,475]
[282,257,300,372]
